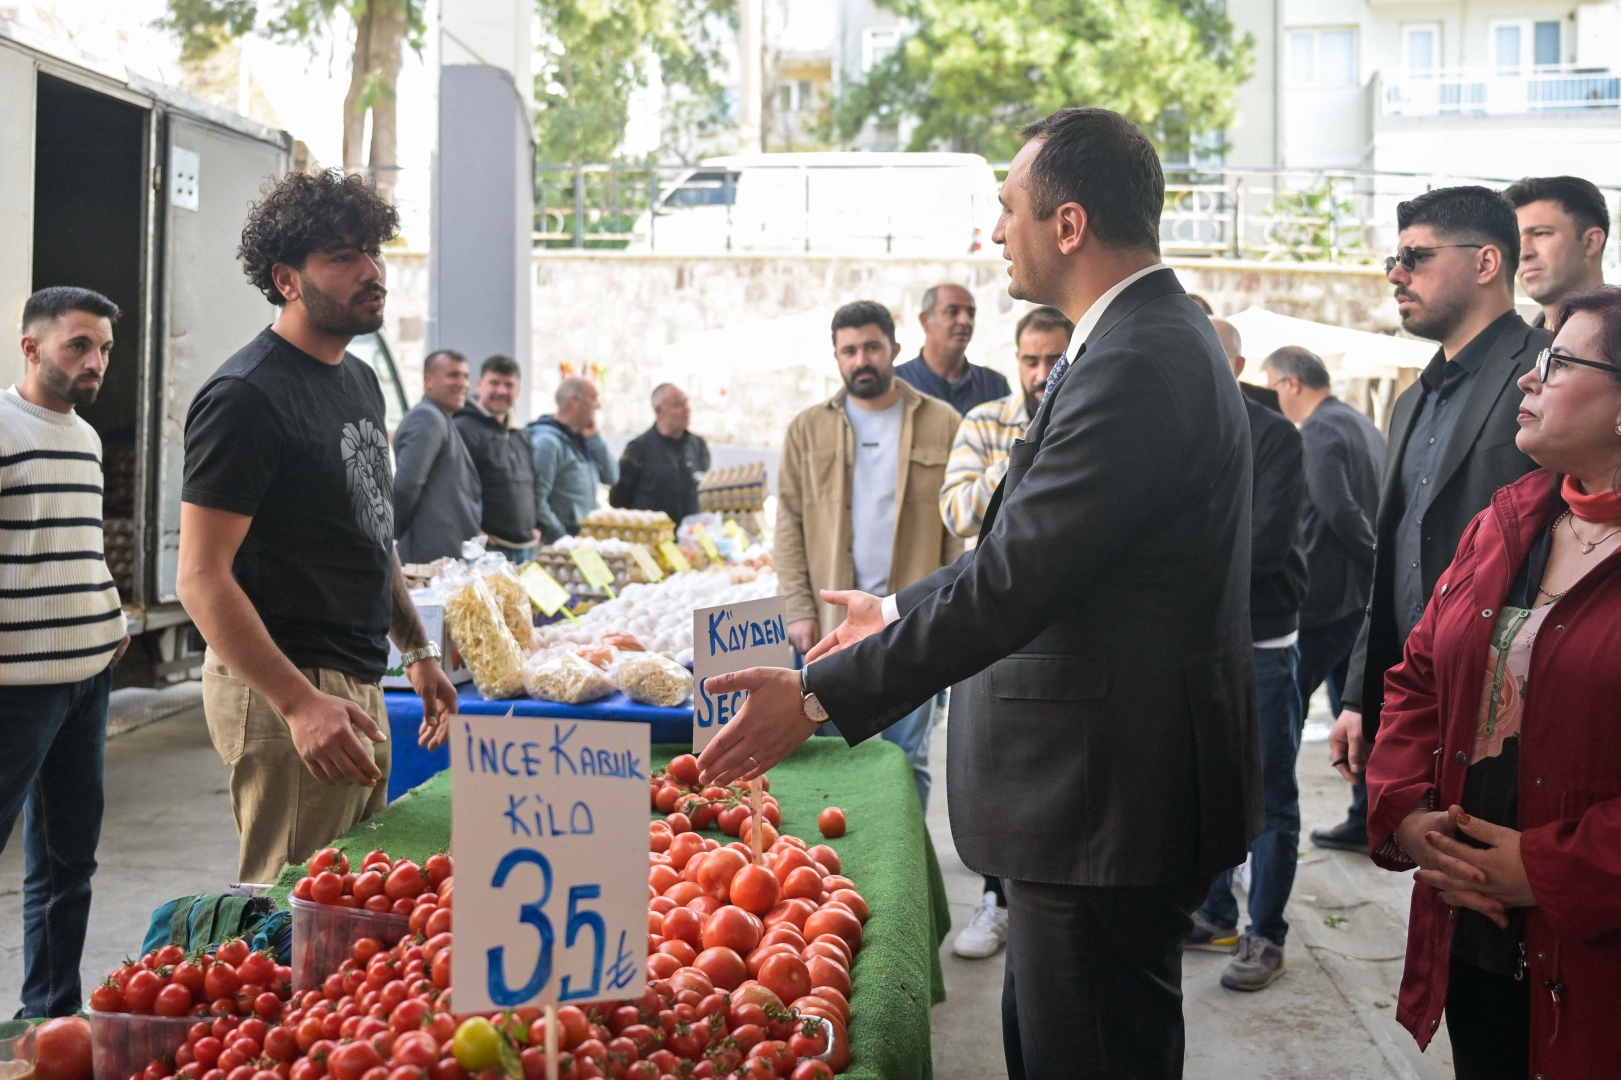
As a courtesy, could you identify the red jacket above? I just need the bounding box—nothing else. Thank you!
[1368,469,1621,1076]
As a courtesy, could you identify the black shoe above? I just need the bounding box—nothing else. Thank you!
[1310,818,1368,853]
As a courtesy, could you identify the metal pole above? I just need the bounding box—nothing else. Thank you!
[1231,176,1244,259]
[574,165,587,248]
[649,171,659,252]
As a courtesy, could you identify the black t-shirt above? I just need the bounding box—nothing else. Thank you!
[183,328,394,680]
[1451,521,1552,974]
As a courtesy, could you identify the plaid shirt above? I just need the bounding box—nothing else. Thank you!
[938,392,1031,539]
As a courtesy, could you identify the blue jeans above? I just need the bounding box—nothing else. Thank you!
[0,666,113,1016]
[1199,644,1302,946]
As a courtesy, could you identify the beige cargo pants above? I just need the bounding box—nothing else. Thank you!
[202,647,391,883]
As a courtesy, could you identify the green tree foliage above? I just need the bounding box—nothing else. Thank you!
[534,0,734,163]
[834,0,1250,159]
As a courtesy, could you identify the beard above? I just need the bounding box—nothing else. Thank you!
[844,366,893,400]
[1024,387,1043,417]
[39,353,101,407]
[1397,283,1473,342]
[300,273,386,336]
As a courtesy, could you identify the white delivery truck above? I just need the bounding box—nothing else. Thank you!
[628,152,1002,256]
[0,19,408,683]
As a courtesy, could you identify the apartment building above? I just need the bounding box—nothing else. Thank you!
[1227,1,1621,184]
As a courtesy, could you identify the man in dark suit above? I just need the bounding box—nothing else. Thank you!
[1327,188,1545,837]
[696,107,1261,1079]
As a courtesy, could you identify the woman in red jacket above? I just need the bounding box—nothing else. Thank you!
[1367,285,1621,1080]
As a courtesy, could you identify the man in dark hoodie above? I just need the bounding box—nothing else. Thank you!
[1185,317,1308,992]
[455,354,541,561]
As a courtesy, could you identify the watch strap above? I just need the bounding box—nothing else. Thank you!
[399,642,442,668]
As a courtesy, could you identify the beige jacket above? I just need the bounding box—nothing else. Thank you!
[775,380,963,634]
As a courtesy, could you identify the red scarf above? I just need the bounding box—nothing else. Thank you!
[1562,474,1621,522]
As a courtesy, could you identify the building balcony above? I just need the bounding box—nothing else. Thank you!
[1379,65,1620,118]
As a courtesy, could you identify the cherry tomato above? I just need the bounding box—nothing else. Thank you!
[216,940,251,967]
[384,860,426,901]
[309,872,344,906]
[89,979,126,1013]
[125,969,161,1014]
[328,1042,383,1080]
[263,1028,300,1063]
[666,754,701,786]
[154,983,194,1017]
[310,848,349,877]
[790,1063,833,1080]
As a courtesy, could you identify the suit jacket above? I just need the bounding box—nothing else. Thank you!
[392,399,481,564]
[1298,396,1385,629]
[1245,396,1308,641]
[806,268,1262,887]
[1345,312,1545,742]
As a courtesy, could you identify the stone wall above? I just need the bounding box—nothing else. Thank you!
[380,251,1400,448]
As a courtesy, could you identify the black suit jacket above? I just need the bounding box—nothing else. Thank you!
[805,268,1262,887]
[1346,313,1545,742]
[1298,397,1385,629]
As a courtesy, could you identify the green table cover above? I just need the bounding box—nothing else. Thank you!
[272,737,949,1080]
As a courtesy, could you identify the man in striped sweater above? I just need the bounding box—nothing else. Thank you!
[1,286,130,1017]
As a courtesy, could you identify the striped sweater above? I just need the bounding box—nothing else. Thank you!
[938,392,1033,539]
[1,386,124,685]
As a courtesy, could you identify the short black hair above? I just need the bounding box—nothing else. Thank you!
[480,354,520,378]
[424,349,467,373]
[1186,293,1215,315]
[238,169,399,305]
[1261,345,1331,390]
[1503,175,1611,239]
[1018,108,1163,253]
[831,301,895,344]
[21,286,120,332]
[1015,306,1074,345]
[1396,186,1520,280]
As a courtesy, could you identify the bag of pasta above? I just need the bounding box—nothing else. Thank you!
[611,649,693,707]
[472,553,536,651]
[522,649,615,704]
[438,562,526,699]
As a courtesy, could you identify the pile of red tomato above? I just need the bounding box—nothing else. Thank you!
[93,939,293,1023]
[289,848,454,932]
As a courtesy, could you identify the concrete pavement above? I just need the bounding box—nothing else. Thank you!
[3,685,1458,1079]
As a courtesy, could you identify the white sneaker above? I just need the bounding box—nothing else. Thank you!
[952,891,1009,959]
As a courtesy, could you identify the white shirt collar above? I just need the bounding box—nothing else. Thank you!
[1065,263,1168,361]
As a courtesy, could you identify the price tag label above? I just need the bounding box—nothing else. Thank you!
[723,520,749,546]
[451,715,650,1010]
[570,547,617,598]
[692,595,791,752]
[521,565,572,616]
[628,544,664,583]
[658,541,692,574]
[695,530,724,565]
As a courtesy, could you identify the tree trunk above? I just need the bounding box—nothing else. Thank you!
[342,2,375,174]
[366,0,407,202]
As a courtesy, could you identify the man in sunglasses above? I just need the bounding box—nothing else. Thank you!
[1322,186,1546,853]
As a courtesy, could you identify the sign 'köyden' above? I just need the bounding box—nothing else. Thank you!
[692,595,791,752]
[451,715,650,1011]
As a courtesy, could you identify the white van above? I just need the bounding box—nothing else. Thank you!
[627,152,1002,256]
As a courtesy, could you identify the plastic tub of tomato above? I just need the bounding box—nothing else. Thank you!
[288,848,452,990]
[88,1012,192,1080]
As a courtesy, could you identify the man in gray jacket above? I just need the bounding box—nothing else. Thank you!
[394,349,481,562]
[526,375,616,542]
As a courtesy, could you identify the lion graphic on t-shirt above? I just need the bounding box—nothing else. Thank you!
[341,418,394,548]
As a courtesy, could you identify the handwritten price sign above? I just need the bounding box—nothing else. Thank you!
[451,715,650,1010]
[692,595,791,752]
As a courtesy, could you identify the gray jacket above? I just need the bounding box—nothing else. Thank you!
[393,398,482,563]
[525,417,617,543]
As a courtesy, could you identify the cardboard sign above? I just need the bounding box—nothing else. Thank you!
[570,547,617,598]
[521,565,572,616]
[628,544,664,583]
[451,715,650,1011]
[658,542,692,574]
[692,595,791,752]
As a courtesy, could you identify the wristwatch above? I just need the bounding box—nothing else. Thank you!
[799,666,829,724]
[399,642,442,668]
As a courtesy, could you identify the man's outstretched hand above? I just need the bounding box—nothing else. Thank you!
[804,589,885,662]
[696,666,817,786]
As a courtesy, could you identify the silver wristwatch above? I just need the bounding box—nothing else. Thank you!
[399,642,442,668]
[800,666,830,723]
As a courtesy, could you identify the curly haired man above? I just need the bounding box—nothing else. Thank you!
[176,170,458,883]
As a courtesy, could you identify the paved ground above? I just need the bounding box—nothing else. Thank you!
[2,686,1458,1078]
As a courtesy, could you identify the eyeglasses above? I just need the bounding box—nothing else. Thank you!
[1535,347,1621,383]
[1384,244,1484,274]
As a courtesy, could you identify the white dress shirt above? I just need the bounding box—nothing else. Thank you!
[878,263,1170,627]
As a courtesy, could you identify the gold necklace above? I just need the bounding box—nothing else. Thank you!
[1562,509,1621,554]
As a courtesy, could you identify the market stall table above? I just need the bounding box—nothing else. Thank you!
[273,738,950,1080]
[384,684,694,800]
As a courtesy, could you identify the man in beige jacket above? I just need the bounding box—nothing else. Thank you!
[776,300,962,808]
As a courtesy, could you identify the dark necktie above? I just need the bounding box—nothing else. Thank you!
[1044,346,1080,400]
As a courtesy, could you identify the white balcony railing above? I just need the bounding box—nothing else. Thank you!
[1381,64,1621,118]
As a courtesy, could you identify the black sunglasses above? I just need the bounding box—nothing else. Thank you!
[1384,244,1484,274]
[1536,347,1621,382]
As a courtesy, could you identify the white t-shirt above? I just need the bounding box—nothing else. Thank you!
[844,397,903,595]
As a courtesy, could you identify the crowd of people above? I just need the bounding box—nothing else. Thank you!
[2,104,1619,1080]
